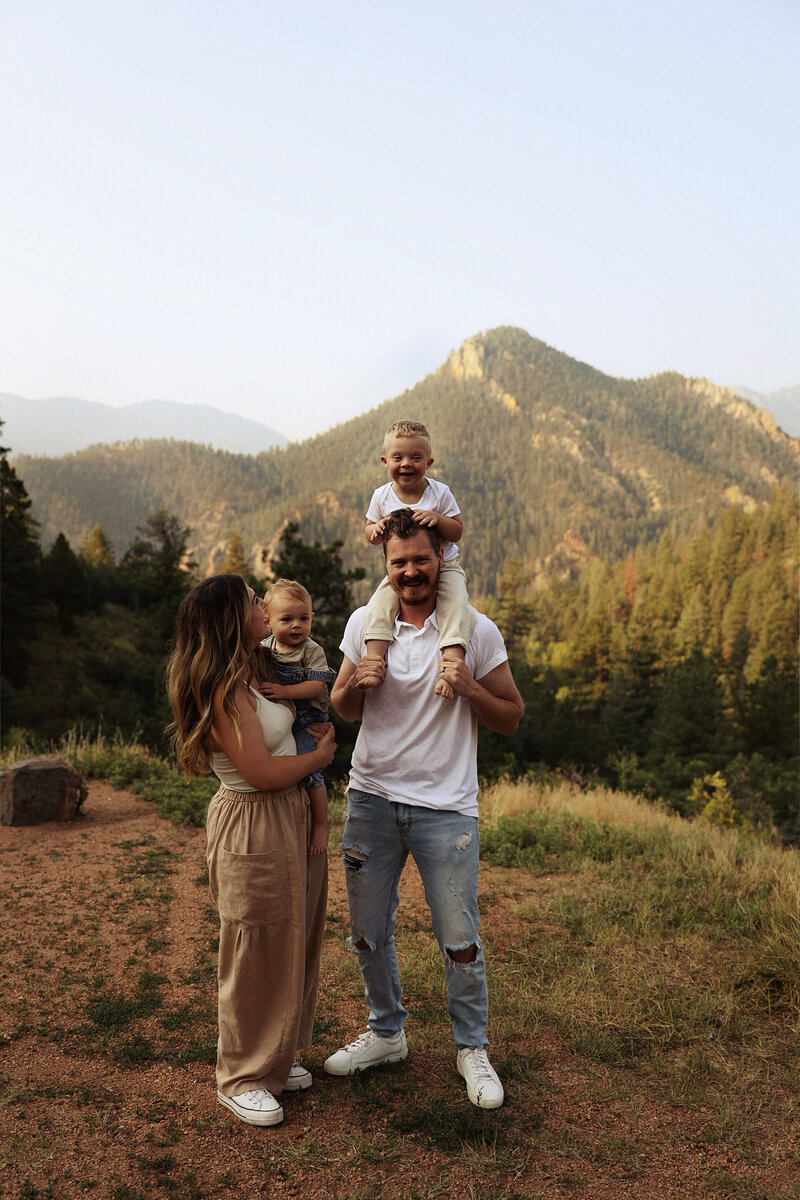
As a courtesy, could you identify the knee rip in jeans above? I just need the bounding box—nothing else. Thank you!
[348,935,374,954]
[446,942,478,968]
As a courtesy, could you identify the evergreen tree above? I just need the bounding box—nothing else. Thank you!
[1,439,42,691]
[493,558,535,657]
[600,642,660,758]
[220,531,250,577]
[648,648,730,772]
[122,505,196,641]
[81,524,115,566]
[41,532,90,631]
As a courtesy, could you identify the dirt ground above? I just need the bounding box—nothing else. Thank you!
[1,781,798,1200]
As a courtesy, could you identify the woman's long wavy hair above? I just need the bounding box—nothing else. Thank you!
[167,574,264,780]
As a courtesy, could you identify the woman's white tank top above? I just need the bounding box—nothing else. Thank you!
[211,687,296,792]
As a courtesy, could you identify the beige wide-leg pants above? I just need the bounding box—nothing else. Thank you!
[206,783,327,1098]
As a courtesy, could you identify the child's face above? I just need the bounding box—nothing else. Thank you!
[265,592,313,650]
[381,435,433,493]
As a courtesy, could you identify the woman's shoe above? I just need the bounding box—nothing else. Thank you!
[217,1088,284,1126]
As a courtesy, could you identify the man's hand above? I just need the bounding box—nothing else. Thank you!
[437,659,474,699]
[353,655,387,690]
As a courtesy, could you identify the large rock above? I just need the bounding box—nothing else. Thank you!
[0,756,83,825]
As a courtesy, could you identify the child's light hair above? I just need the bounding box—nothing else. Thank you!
[265,578,312,612]
[384,419,432,454]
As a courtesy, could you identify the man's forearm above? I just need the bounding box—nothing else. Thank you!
[331,664,365,721]
[468,681,523,734]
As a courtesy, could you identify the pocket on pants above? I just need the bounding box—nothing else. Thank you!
[214,845,280,927]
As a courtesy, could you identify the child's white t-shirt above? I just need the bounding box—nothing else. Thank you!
[366,479,461,562]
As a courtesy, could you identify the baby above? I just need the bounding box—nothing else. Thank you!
[258,578,336,855]
[363,418,474,699]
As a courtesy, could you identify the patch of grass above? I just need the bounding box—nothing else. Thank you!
[86,970,165,1031]
[346,1067,541,1156]
[113,1033,158,1068]
[481,810,673,874]
[171,1033,217,1066]
[703,1174,790,1199]
[159,1003,197,1030]
[14,1184,55,1200]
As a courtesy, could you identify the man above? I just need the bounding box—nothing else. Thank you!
[324,508,524,1108]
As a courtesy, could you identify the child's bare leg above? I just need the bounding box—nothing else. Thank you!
[435,645,466,700]
[307,783,329,856]
[358,639,389,689]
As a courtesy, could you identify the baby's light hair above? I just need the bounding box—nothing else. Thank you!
[265,577,312,613]
[383,419,432,454]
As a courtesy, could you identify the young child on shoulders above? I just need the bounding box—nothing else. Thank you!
[363,418,475,699]
[255,578,336,855]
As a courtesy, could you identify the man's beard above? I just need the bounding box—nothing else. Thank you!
[391,565,440,605]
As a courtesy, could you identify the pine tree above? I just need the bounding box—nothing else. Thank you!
[1,439,42,689]
[220,532,249,577]
[81,524,115,567]
[41,532,90,631]
[494,558,535,657]
[121,506,196,640]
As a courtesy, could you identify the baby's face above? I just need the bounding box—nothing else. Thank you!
[266,593,313,650]
[381,434,433,492]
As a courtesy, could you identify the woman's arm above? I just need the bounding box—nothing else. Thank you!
[209,684,335,791]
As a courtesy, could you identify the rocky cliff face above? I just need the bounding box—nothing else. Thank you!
[688,378,795,449]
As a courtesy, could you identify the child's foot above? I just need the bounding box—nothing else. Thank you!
[435,648,465,700]
[309,823,329,855]
[434,668,455,700]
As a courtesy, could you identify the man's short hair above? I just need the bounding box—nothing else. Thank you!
[384,419,432,454]
[381,508,441,556]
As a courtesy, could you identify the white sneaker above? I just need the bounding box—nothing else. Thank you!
[457,1047,504,1109]
[217,1088,284,1126]
[283,1061,312,1091]
[323,1029,408,1076]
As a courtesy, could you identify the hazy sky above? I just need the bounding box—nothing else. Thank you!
[2,0,798,441]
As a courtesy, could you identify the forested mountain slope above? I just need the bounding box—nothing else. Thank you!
[15,328,798,596]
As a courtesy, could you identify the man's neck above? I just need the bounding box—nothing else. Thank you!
[397,597,436,629]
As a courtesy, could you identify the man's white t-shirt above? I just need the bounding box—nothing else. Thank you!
[340,606,508,817]
[366,479,461,562]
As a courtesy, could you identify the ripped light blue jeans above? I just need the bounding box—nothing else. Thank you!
[340,789,488,1049]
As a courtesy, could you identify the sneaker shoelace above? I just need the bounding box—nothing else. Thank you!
[240,1089,272,1108]
[346,1031,377,1051]
[468,1049,493,1079]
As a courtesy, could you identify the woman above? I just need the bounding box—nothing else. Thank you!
[167,573,335,1127]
